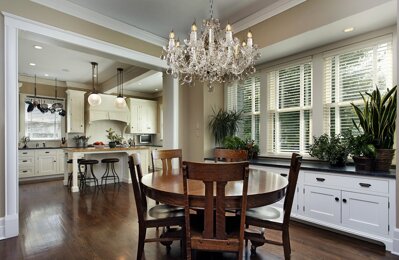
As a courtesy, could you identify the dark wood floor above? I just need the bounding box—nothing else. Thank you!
[0,181,397,260]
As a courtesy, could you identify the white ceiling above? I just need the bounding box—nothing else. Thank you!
[20,0,396,94]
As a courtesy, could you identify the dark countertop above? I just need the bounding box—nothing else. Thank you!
[19,146,76,150]
[205,157,396,179]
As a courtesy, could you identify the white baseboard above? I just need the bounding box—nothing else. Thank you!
[0,214,19,240]
[392,228,399,255]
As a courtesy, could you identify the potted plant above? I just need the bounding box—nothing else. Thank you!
[346,132,376,171]
[209,108,242,146]
[73,135,90,148]
[106,128,123,148]
[309,133,350,167]
[351,86,397,171]
[223,136,259,159]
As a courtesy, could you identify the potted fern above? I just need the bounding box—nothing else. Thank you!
[351,86,397,172]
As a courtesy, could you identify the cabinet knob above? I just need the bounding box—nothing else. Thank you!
[54,161,57,163]
[22,160,28,162]
[359,183,371,188]
[280,173,288,177]
[316,177,325,182]
[342,199,347,203]
[335,197,339,202]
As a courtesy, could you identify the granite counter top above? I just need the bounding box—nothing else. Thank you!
[19,146,75,150]
[64,146,150,152]
[205,157,396,179]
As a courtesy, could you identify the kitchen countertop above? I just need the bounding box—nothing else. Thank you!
[205,157,396,179]
[64,146,151,152]
[19,146,75,150]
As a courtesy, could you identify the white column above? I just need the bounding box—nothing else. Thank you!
[4,17,19,238]
[162,73,179,149]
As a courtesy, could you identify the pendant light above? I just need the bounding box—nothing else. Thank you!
[88,62,102,106]
[114,67,126,108]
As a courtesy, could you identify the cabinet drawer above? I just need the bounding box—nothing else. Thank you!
[19,168,35,178]
[349,178,389,194]
[19,150,34,157]
[35,150,57,156]
[304,172,345,188]
[19,157,35,167]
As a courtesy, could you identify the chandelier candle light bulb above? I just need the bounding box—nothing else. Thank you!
[161,0,260,90]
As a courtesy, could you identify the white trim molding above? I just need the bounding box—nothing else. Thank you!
[31,0,167,47]
[232,0,306,33]
[393,228,399,255]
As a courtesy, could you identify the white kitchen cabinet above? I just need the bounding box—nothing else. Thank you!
[18,149,66,179]
[341,191,388,236]
[128,98,157,134]
[304,185,341,225]
[36,150,58,176]
[66,90,85,133]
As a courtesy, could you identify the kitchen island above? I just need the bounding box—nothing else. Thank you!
[64,147,149,192]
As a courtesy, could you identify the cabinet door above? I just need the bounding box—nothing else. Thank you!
[341,191,388,236]
[57,152,67,174]
[304,185,341,225]
[67,91,85,133]
[146,101,157,134]
[36,155,58,176]
[130,103,140,133]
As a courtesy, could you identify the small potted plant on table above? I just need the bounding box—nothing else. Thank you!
[106,128,123,148]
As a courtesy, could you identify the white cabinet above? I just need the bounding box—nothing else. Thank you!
[304,185,341,225]
[66,90,85,133]
[128,98,157,134]
[341,191,388,236]
[297,171,394,250]
[18,149,66,179]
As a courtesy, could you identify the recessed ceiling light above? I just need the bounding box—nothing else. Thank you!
[138,82,142,86]
[33,45,43,50]
[155,88,159,91]
[62,68,69,72]
[44,73,49,77]
[29,62,36,66]
[343,27,354,33]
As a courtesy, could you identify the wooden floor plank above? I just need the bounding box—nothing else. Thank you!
[0,181,397,259]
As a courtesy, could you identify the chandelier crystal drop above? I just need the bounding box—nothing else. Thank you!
[88,62,102,106]
[161,0,260,91]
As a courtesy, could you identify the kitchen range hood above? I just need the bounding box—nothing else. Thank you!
[86,94,129,124]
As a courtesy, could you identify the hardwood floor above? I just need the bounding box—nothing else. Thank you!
[0,181,397,260]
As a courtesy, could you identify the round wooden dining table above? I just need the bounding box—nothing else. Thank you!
[141,168,288,209]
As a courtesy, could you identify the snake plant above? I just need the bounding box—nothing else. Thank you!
[351,86,397,149]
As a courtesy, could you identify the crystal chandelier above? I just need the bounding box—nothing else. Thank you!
[161,0,260,91]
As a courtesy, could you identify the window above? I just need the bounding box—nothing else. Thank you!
[25,97,63,140]
[266,60,312,154]
[323,38,393,136]
[226,76,260,144]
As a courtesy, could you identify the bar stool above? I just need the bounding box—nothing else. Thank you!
[67,159,84,188]
[79,159,99,188]
[101,158,120,186]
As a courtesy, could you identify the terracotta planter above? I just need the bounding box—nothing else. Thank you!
[353,156,374,172]
[374,149,395,172]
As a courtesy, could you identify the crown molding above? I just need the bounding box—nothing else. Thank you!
[31,0,167,47]
[232,0,306,33]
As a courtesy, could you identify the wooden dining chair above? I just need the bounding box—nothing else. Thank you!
[182,161,250,260]
[244,153,302,259]
[128,153,185,260]
[214,148,248,162]
[151,149,182,173]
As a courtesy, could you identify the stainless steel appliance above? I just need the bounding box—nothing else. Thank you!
[138,134,151,144]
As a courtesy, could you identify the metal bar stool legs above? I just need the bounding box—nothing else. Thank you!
[79,159,99,188]
[101,158,120,186]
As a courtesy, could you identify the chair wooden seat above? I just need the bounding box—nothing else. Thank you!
[244,153,302,260]
[183,161,250,260]
[128,153,185,260]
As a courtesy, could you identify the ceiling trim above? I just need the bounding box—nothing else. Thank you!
[2,12,167,70]
[31,0,167,47]
[232,0,306,33]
